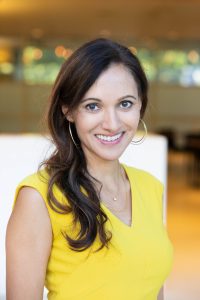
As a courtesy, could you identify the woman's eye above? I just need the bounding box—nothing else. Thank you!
[120,100,133,109]
[85,103,99,111]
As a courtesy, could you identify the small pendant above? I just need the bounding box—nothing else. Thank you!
[113,196,117,201]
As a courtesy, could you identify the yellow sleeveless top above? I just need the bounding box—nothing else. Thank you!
[14,164,173,300]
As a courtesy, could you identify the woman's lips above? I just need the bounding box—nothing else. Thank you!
[95,132,124,144]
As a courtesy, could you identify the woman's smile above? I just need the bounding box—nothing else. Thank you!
[95,132,124,144]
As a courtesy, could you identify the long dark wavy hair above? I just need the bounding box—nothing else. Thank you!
[42,38,148,251]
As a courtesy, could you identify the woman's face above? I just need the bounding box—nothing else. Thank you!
[63,63,142,163]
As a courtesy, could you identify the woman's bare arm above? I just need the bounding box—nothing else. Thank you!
[6,187,52,300]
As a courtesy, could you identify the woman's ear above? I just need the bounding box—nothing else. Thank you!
[62,106,74,122]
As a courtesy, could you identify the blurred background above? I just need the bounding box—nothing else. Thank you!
[0,0,200,299]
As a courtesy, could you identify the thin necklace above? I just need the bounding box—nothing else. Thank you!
[112,164,121,201]
[101,166,128,212]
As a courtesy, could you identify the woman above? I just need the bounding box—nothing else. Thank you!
[6,38,173,300]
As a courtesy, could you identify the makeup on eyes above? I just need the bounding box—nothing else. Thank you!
[81,95,139,111]
[84,100,135,112]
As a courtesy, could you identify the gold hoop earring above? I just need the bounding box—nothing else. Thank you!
[131,119,147,145]
[69,122,79,148]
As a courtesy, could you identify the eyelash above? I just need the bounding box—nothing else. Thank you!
[85,100,133,112]
[85,103,100,111]
[119,100,133,109]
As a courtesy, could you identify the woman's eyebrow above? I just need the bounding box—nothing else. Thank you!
[81,98,102,103]
[81,95,137,103]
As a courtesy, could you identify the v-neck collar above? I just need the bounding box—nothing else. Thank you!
[101,163,136,230]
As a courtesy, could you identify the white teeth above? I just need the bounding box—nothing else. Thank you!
[96,132,122,142]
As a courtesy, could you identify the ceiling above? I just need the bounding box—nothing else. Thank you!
[0,0,200,48]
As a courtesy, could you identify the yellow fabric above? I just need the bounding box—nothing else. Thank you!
[14,164,173,300]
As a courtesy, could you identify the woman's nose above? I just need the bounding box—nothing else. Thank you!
[101,109,121,132]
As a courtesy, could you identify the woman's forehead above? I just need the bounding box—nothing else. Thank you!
[83,64,138,100]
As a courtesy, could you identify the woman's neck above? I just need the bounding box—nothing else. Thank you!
[87,159,122,190]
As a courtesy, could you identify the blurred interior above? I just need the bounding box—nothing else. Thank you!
[0,1,200,299]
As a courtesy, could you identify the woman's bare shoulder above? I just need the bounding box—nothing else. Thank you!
[7,186,52,244]
[14,185,49,217]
